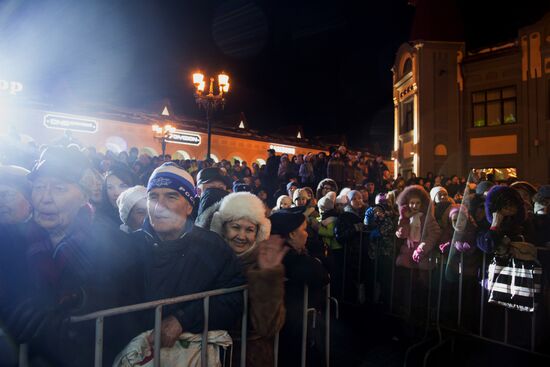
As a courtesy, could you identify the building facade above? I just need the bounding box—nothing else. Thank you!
[0,102,327,165]
[392,13,550,184]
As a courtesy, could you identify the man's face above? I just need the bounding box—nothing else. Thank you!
[0,184,32,224]
[147,188,192,240]
[366,182,375,193]
[32,176,87,233]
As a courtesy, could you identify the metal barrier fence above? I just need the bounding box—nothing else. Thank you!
[340,230,550,365]
[15,283,338,367]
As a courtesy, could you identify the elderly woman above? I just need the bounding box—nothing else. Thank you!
[205,192,286,367]
[5,146,138,366]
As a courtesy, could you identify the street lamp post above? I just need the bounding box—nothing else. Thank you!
[151,123,176,160]
[192,71,229,160]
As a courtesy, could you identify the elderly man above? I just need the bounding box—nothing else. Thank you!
[136,162,244,348]
[3,147,137,366]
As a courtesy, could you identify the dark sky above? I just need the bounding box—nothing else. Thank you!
[1,0,548,153]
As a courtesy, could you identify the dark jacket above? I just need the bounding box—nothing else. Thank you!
[197,187,229,218]
[1,206,140,367]
[279,247,330,367]
[135,219,245,333]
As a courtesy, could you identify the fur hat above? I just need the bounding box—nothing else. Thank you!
[316,178,339,199]
[510,181,537,201]
[347,190,361,202]
[485,185,525,224]
[396,185,430,212]
[116,186,147,225]
[210,192,271,243]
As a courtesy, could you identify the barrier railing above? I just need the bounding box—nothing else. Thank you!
[70,285,248,367]
[17,281,337,367]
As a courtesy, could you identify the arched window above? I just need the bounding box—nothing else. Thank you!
[434,144,448,156]
[402,57,412,76]
[140,147,158,157]
[173,150,191,160]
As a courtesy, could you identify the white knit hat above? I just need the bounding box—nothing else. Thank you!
[430,186,448,202]
[210,192,271,244]
[116,185,147,224]
[336,188,351,205]
[318,191,336,213]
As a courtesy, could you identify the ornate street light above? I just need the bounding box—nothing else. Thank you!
[192,71,229,159]
[151,123,176,160]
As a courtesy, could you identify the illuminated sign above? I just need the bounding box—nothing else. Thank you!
[166,130,201,146]
[269,144,296,155]
[0,80,23,95]
[43,114,98,133]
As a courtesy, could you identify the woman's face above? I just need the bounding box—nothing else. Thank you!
[223,218,258,255]
[295,192,309,207]
[288,220,308,253]
[127,198,147,231]
[106,175,129,208]
[350,193,364,210]
[408,197,422,214]
[321,185,332,197]
[435,190,448,204]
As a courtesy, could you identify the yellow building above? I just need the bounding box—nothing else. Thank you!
[392,13,550,184]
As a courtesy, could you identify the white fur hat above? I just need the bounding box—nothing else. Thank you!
[318,192,336,212]
[210,192,271,243]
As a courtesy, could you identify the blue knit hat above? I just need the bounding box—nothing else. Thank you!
[147,162,196,205]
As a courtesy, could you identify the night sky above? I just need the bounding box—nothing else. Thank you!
[1,0,548,154]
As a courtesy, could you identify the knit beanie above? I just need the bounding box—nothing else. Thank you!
[475,180,495,195]
[147,162,195,205]
[116,186,147,224]
[318,192,336,213]
[210,192,271,243]
[269,209,306,236]
[337,188,351,204]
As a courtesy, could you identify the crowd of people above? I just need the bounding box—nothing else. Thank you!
[1,139,550,366]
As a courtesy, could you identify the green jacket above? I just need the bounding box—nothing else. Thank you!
[317,216,342,250]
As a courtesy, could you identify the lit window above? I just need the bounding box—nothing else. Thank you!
[471,87,516,128]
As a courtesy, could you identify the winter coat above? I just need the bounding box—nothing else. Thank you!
[1,206,141,367]
[335,211,363,245]
[134,219,245,334]
[395,205,440,269]
[279,247,330,367]
[235,247,286,367]
[327,157,345,185]
[299,162,314,184]
[317,212,341,250]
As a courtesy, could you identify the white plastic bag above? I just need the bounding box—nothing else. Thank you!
[113,330,232,367]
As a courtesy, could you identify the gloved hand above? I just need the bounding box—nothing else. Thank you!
[412,244,425,263]
[7,290,82,342]
[454,241,471,253]
[439,242,450,253]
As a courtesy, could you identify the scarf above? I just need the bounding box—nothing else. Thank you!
[409,212,423,243]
